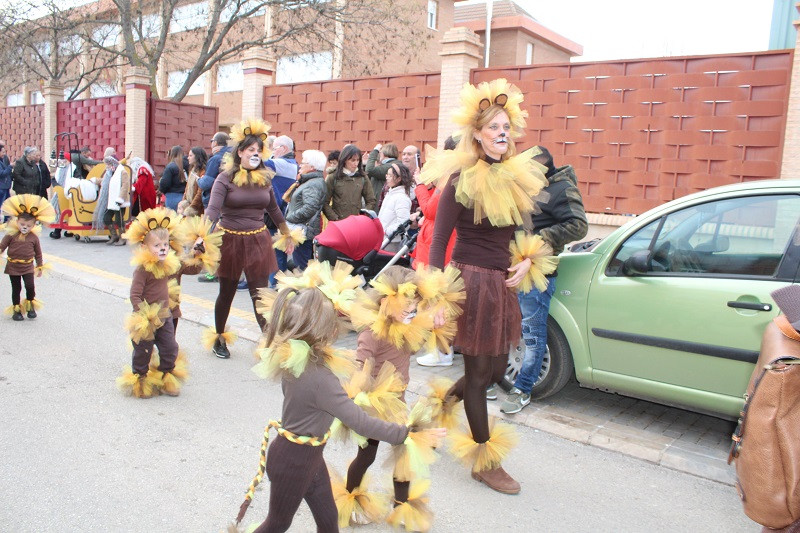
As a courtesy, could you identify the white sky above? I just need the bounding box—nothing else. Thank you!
[513,0,776,61]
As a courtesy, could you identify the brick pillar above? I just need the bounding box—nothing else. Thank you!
[41,81,64,161]
[124,67,150,160]
[437,27,483,148]
[242,48,276,120]
[781,6,800,179]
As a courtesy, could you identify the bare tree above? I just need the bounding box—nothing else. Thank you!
[0,0,125,100]
[84,0,432,100]
[0,0,434,102]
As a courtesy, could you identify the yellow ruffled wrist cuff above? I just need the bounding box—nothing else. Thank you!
[272,226,306,251]
[509,231,559,293]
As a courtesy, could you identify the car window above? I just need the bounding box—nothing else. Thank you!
[607,194,800,278]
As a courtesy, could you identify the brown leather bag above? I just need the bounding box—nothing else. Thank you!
[729,316,800,529]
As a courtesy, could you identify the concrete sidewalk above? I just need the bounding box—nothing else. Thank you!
[42,236,737,486]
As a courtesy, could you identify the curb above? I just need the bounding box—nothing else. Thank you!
[48,259,735,486]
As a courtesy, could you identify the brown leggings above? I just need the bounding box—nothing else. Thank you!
[345,439,410,504]
[447,354,507,443]
[215,274,269,333]
[253,435,338,533]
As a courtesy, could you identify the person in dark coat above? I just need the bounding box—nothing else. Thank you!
[12,147,46,196]
[0,141,12,210]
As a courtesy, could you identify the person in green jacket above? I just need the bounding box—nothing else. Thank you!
[323,145,376,221]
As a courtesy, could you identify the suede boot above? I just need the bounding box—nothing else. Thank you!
[471,465,520,494]
[106,226,119,245]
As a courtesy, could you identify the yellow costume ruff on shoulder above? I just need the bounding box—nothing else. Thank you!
[272,226,306,252]
[1,194,56,223]
[130,247,181,279]
[125,302,171,343]
[174,216,223,274]
[449,417,519,472]
[509,231,559,293]
[222,152,274,188]
[420,78,548,227]
[329,468,388,528]
[385,479,433,533]
[252,338,357,381]
[202,327,237,349]
[123,207,179,244]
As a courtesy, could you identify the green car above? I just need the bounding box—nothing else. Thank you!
[503,179,800,419]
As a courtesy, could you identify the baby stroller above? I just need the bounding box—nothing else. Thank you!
[314,211,416,283]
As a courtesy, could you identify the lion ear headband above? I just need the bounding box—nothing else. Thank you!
[478,93,508,111]
[242,127,268,142]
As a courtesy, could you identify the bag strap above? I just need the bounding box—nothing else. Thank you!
[775,315,800,342]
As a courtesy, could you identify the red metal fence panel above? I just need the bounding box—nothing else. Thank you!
[57,96,126,160]
[148,99,219,177]
[262,73,441,155]
[472,51,792,214]
[0,105,44,161]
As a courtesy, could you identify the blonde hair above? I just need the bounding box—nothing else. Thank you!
[264,288,340,354]
[464,104,517,160]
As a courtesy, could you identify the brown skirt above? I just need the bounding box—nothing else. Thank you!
[217,227,277,280]
[452,261,521,357]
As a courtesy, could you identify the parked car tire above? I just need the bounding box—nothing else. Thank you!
[501,317,574,400]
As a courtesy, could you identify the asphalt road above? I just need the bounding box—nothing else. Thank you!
[0,274,757,532]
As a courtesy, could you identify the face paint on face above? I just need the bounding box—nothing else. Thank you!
[248,155,262,168]
[475,110,511,160]
[17,219,34,234]
[146,236,170,261]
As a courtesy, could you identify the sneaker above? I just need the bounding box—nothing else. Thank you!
[416,351,453,367]
[12,310,24,321]
[500,387,531,414]
[198,273,218,283]
[350,510,372,526]
[237,279,249,291]
[486,383,498,401]
[213,338,230,359]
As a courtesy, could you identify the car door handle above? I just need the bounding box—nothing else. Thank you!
[727,301,772,312]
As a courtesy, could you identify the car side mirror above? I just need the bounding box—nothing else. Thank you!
[622,250,651,276]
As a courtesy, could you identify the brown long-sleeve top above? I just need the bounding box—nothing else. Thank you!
[429,172,516,271]
[204,170,285,231]
[357,330,411,399]
[1,233,42,275]
[281,362,409,443]
[169,262,203,318]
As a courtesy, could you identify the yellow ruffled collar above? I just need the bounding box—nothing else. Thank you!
[130,247,181,279]
[222,153,274,187]
[253,338,357,380]
[420,148,547,227]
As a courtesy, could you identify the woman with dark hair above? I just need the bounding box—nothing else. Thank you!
[203,119,299,359]
[377,162,412,252]
[159,145,187,210]
[322,145,375,222]
[183,146,208,216]
[423,79,548,494]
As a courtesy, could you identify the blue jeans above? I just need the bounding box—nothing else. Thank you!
[514,276,556,394]
[0,189,9,219]
[292,239,314,271]
[164,192,183,211]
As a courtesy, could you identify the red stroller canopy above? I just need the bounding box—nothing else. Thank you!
[316,215,383,261]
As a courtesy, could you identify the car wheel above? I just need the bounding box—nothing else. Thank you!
[501,317,574,400]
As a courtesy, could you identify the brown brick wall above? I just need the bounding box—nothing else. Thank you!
[57,96,126,159]
[148,99,219,176]
[0,105,44,161]
[473,51,792,214]
[262,72,440,154]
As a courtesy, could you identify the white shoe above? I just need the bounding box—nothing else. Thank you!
[416,351,453,367]
[350,510,372,525]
